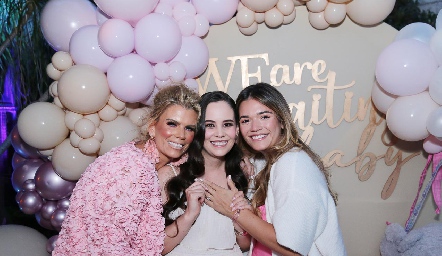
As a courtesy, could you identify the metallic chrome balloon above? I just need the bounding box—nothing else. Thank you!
[11,159,44,192]
[50,208,66,231]
[40,200,58,220]
[34,162,76,200]
[18,191,43,214]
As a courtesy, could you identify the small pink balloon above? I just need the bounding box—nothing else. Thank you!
[69,25,114,72]
[376,39,438,96]
[95,0,159,25]
[40,0,97,51]
[178,16,196,37]
[135,13,181,63]
[192,0,239,24]
[170,35,209,78]
[169,61,186,82]
[107,53,156,103]
[172,2,196,20]
[194,14,209,37]
[154,62,170,81]
[98,19,135,58]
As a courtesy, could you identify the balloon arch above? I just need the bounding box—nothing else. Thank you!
[10,0,442,253]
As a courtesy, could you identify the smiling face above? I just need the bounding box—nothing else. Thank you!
[238,98,283,153]
[202,101,238,160]
[149,104,198,167]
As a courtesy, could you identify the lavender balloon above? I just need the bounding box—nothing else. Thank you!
[40,201,58,220]
[10,125,41,159]
[46,235,59,253]
[35,162,76,200]
[18,191,43,214]
[11,158,44,192]
[11,153,27,169]
[57,197,71,210]
[22,179,36,191]
[35,212,55,230]
[51,208,66,231]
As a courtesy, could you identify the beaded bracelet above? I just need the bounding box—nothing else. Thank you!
[234,228,248,236]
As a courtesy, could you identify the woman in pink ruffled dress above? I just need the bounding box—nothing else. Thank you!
[52,84,201,256]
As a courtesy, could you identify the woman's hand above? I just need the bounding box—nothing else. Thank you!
[240,157,255,181]
[199,176,239,218]
[182,180,206,221]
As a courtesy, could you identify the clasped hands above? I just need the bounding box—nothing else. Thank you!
[195,176,252,219]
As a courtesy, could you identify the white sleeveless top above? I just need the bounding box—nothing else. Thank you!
[165,166,243,256]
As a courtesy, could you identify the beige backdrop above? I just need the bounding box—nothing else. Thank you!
[197,7,441,256]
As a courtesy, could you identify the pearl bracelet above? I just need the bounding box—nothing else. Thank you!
[232,209,241,222]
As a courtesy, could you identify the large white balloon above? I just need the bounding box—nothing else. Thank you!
[0,225,48,256]
[94,0,160,25]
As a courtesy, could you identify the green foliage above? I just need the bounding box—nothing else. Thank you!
[0,0,54,112]
[385,0,438,30]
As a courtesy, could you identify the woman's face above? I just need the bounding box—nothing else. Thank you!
[202,101,238,160]
[238,98,283,152]
[149,104,198,165]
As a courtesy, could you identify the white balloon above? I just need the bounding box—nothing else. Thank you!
[306,0,328,13]
[395,22,436,44]
[430,29,442,65]
[429,66,442,105]
[324,3,346,25]
[346,0,395,26]
[423,135,442,154]
[371,80,397,114]
[427,107,442,137]
[437,9,442,31]
[0,225,48,256]
[265,8,284,28]
[239,22,258,36]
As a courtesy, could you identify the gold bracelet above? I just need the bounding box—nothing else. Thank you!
[234,228,248,236]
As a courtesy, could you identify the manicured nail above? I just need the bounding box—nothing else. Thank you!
[227,175,232,180]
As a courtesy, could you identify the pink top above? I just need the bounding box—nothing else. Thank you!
[252,205,272,256]
[53,140,186,255]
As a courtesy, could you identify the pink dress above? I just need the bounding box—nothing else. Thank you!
[53,140,185,256]
[252,205,272,256]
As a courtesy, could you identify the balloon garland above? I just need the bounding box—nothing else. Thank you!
[10,0,400,252]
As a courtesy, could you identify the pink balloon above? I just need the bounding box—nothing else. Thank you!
[375,39,438,96]
[386,92,439,141]
[178,16,196,37]
[423,135,442,154]
[11,159,45,192]
[107,53,156,103]
[169,61,186,82]
[155,2,173,16]
[192,0,239,24]
[96,7,111,25]
[135,13,182,63]
[40,0,97,51]
[371,80,397,114]
[154,62,170,81]
[172,2,196,20]
[35,162,76,200]
[95,0,159,25]
[194,14,210,37]
[98,19,135,58]
[160,0,189,8]
[170,35,209,78]
[69,25,114,72]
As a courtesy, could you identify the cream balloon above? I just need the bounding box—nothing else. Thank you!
[64,111,83,130]
[236,7,255,28]
[324,3,346,25]
[53,97,64,109]
[108,94,126,112]
[329,0,352,3]
[346,0,395,26]
[308,11,330,30]
[46,63,62,80]
[74,118,96,139]
[283,9,296,25]
[241,0,278,12]
[78,137,101,155]
[51,51,73,71]
[265,8,284,28]
[52,139,96,181]
[371,80,397,114]
[69,131,82,147]
[98,105,118,122]
[83,113,100,127]
[306,0,328,13]
[17,102,69,150]
[276,0,295,16]
[128,108,150,127]
[49,81,58,98]
[98,116,140,155]
[93,127,104,142]
[57,64,110,114]
[239,22,258,36]
[255,12,265,23]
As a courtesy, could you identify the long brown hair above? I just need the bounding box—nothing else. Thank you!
[236,83,337,213]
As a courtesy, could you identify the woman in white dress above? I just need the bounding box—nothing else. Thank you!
[160,91,252,255]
